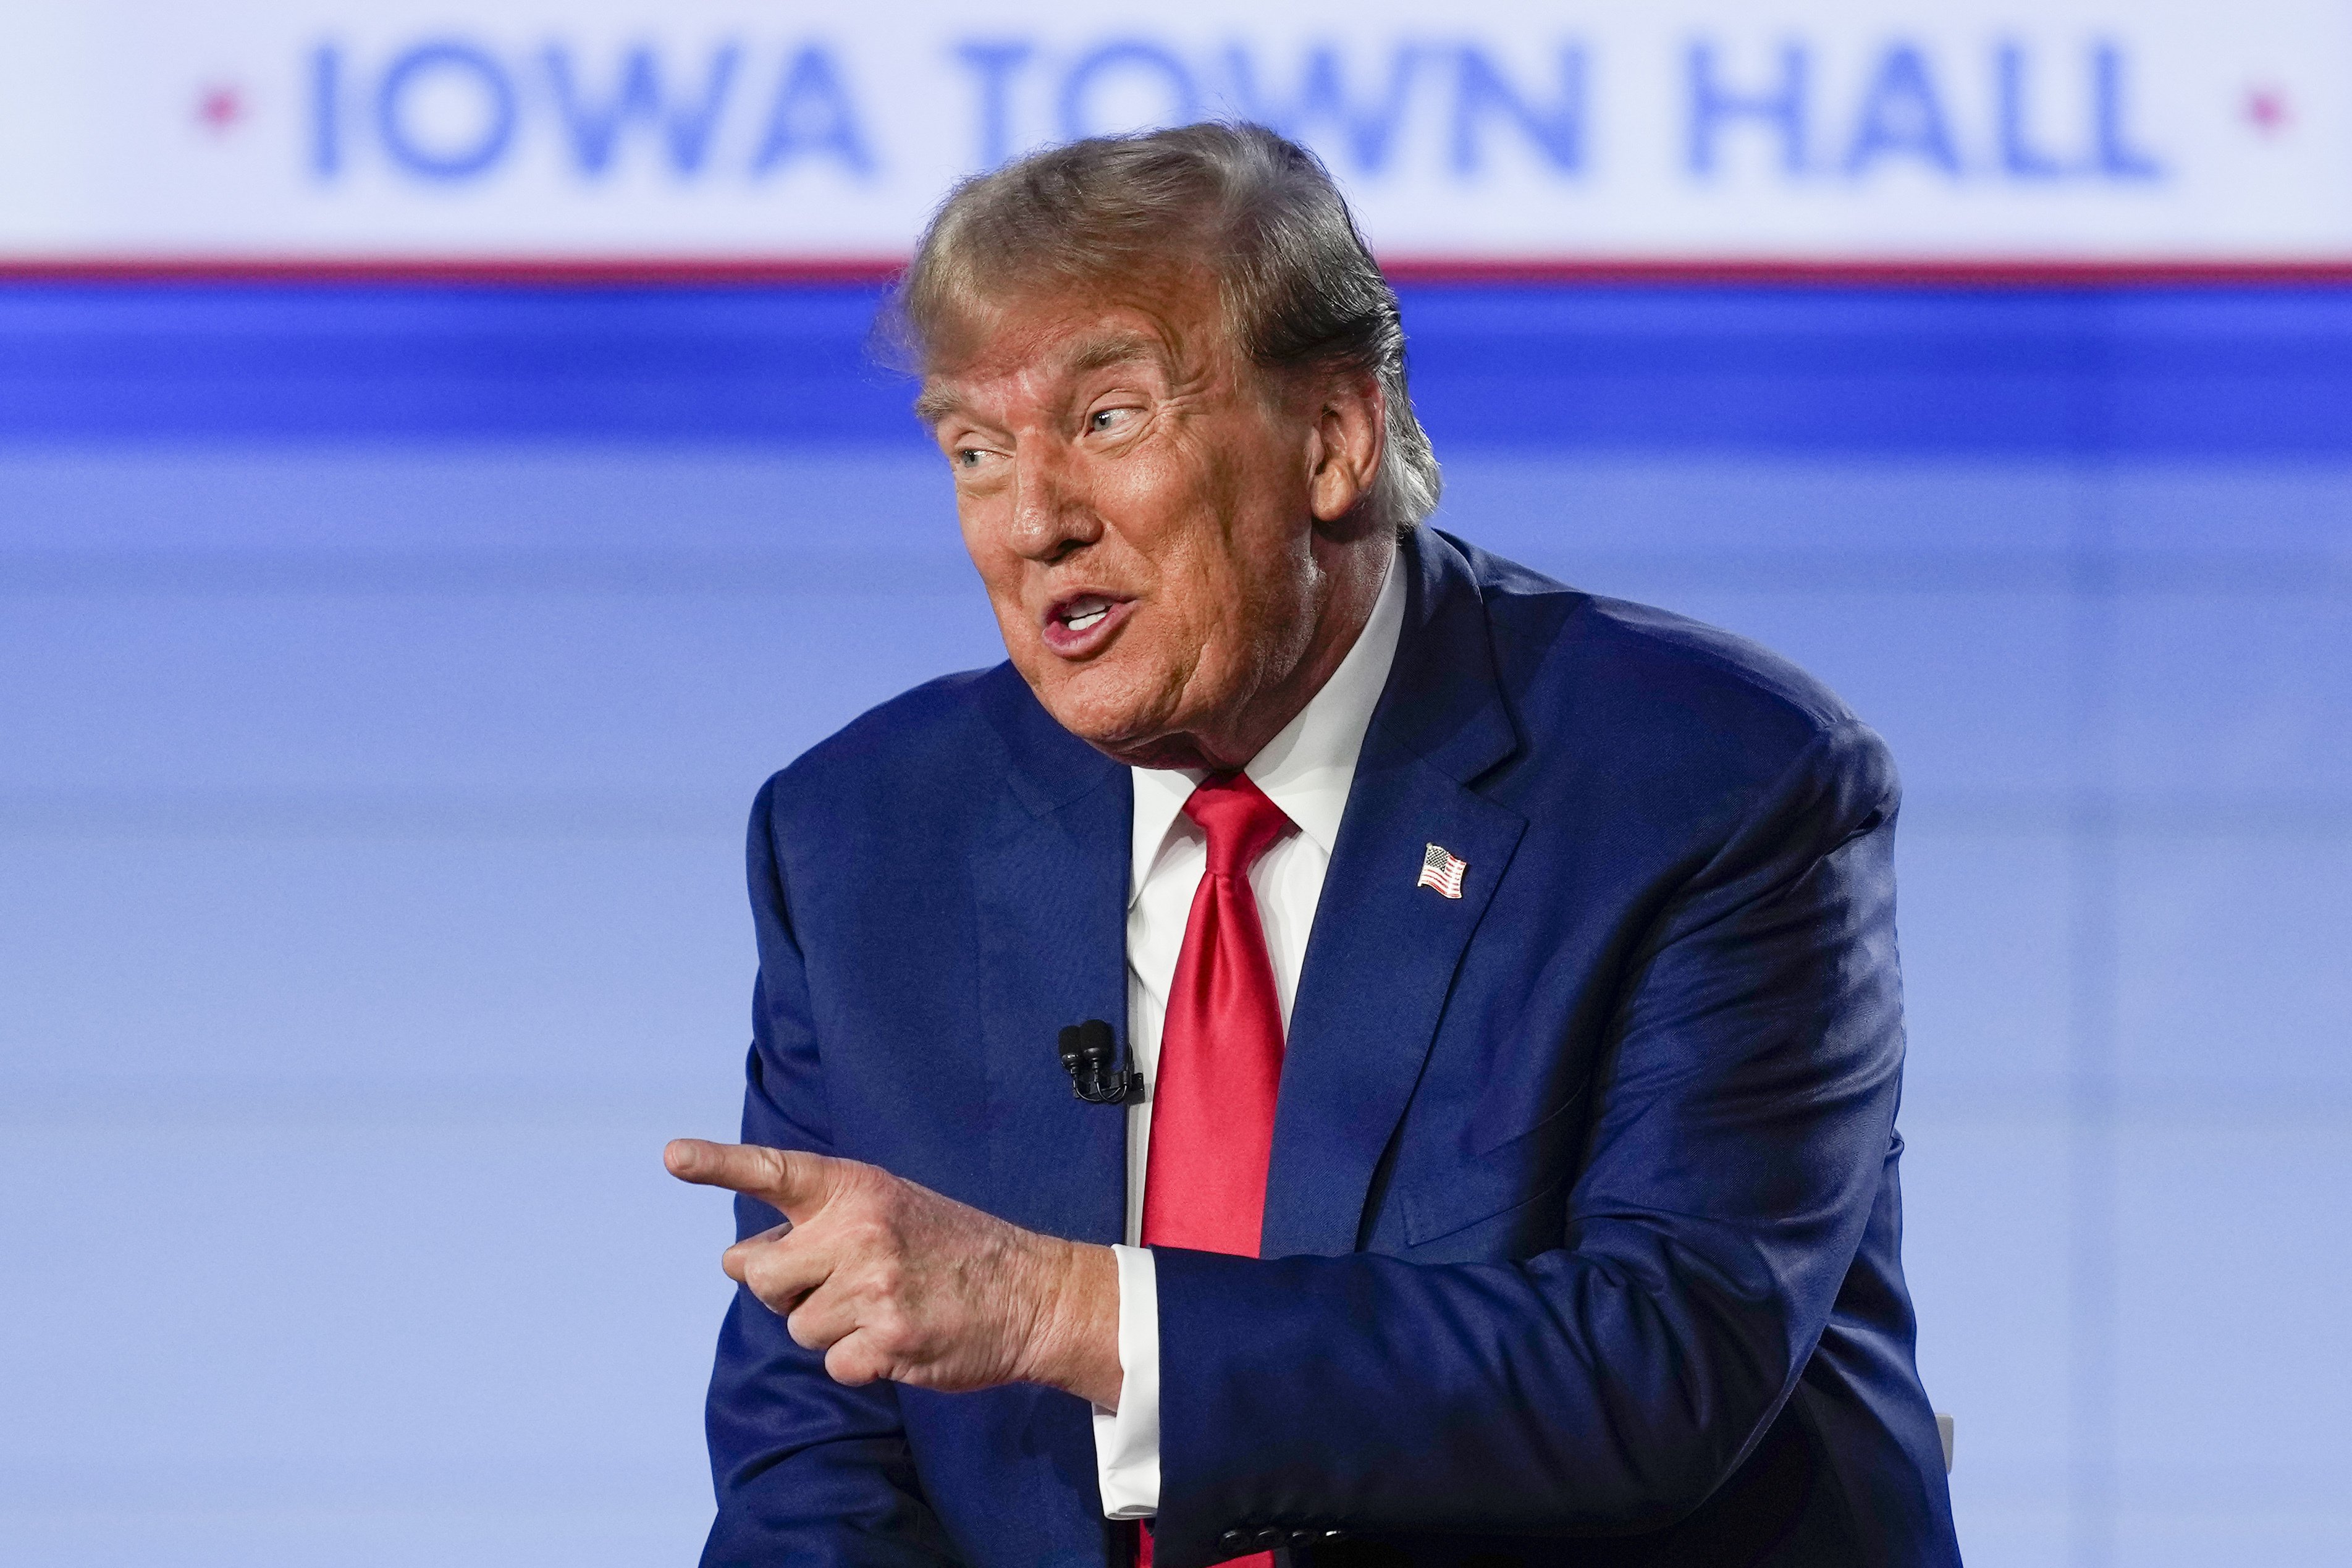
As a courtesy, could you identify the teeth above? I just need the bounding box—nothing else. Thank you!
[1067,609,1108,631]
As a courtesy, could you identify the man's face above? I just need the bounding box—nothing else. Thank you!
[920,269,1354,771]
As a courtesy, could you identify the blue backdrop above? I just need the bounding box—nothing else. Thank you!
[3,281,2347,1566]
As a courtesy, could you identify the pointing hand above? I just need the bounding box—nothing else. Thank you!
[664,1139,1121,1406]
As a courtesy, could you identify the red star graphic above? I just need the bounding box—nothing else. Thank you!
[2243,85,2291,136]
[196,84,245,133]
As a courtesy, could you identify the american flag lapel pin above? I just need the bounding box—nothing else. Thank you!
[1417,842,1467,900]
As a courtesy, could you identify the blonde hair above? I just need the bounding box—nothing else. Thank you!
[885,122,1441,534]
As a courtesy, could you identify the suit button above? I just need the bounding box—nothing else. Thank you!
[1254,1527,1285,1549]
[1218,1530,1248,1549]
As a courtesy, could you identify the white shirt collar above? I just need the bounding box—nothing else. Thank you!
[1128,549,1407,906]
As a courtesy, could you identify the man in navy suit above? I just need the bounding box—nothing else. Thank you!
[665,123,1961,1567]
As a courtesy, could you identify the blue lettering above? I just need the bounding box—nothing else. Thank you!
[1223,44,1418,175]
[1687,41,1807,176]
[1844,44,1958,176]
[544,44,741,177]
[2093,42,2162,179]
[1996,43,2066,177]
[1452,46,1585,175]
[376,41,515,180]
[1059,41,1199,141]
[310,44,342,179]
[955,41,1033,169]
[754,46,875,176]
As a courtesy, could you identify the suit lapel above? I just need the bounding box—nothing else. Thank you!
[969,673,1132,1246]
[1261,532,1528,1258]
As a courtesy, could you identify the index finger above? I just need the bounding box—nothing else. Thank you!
[664,1139,834,1223]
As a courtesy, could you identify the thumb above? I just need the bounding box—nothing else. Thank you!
[664,1139,837,1223]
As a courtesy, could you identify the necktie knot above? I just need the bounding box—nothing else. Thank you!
[1182,772,1295,880]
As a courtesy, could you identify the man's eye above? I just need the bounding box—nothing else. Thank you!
[956,449,984,468]
[1089,408,1128,432]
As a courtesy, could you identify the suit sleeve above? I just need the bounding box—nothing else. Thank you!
[699,776,961,1568]
[1149,720,1907,1567]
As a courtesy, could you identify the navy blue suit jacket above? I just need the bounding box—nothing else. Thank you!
[702,529,1962,1567]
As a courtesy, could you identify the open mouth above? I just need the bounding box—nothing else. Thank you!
[1041,592,1134,656]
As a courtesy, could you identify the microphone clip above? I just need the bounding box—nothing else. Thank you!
[1058,1019,1142,1105]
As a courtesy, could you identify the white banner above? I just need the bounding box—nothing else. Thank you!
[2,0,2348,265]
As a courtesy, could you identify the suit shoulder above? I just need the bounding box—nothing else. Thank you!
[1453,536,1895,802]
[752,663,1014,836]
[1570,595,1861,733]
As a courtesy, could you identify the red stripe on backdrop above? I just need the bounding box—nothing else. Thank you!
[1375,257,2352,288]
[2,256,2352,288]
[0,257,914,287]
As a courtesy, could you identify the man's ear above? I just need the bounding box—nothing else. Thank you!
[1307,371,1386,530]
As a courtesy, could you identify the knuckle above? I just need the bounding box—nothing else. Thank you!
[844,1217,894,1261]
[744,1258,791,1310]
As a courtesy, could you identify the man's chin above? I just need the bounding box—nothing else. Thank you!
[1027,682,1189,769]
[1057,711,1223,772]
[1046,707,1168,765]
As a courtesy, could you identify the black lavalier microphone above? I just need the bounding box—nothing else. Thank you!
[1058,1019,1142,1105]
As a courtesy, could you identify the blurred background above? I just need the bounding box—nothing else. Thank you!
[4,3,2348,1565]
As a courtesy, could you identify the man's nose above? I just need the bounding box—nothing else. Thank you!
[1004,447,1101,563]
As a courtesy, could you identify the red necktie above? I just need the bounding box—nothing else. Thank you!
[1139,772,1294,1568]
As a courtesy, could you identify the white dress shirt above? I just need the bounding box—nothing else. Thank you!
[1090,552,1407,1518]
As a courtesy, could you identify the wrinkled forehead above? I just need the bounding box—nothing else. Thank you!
[914,269,1231,421]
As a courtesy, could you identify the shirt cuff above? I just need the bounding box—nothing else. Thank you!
[1089,1243,1161,1519]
